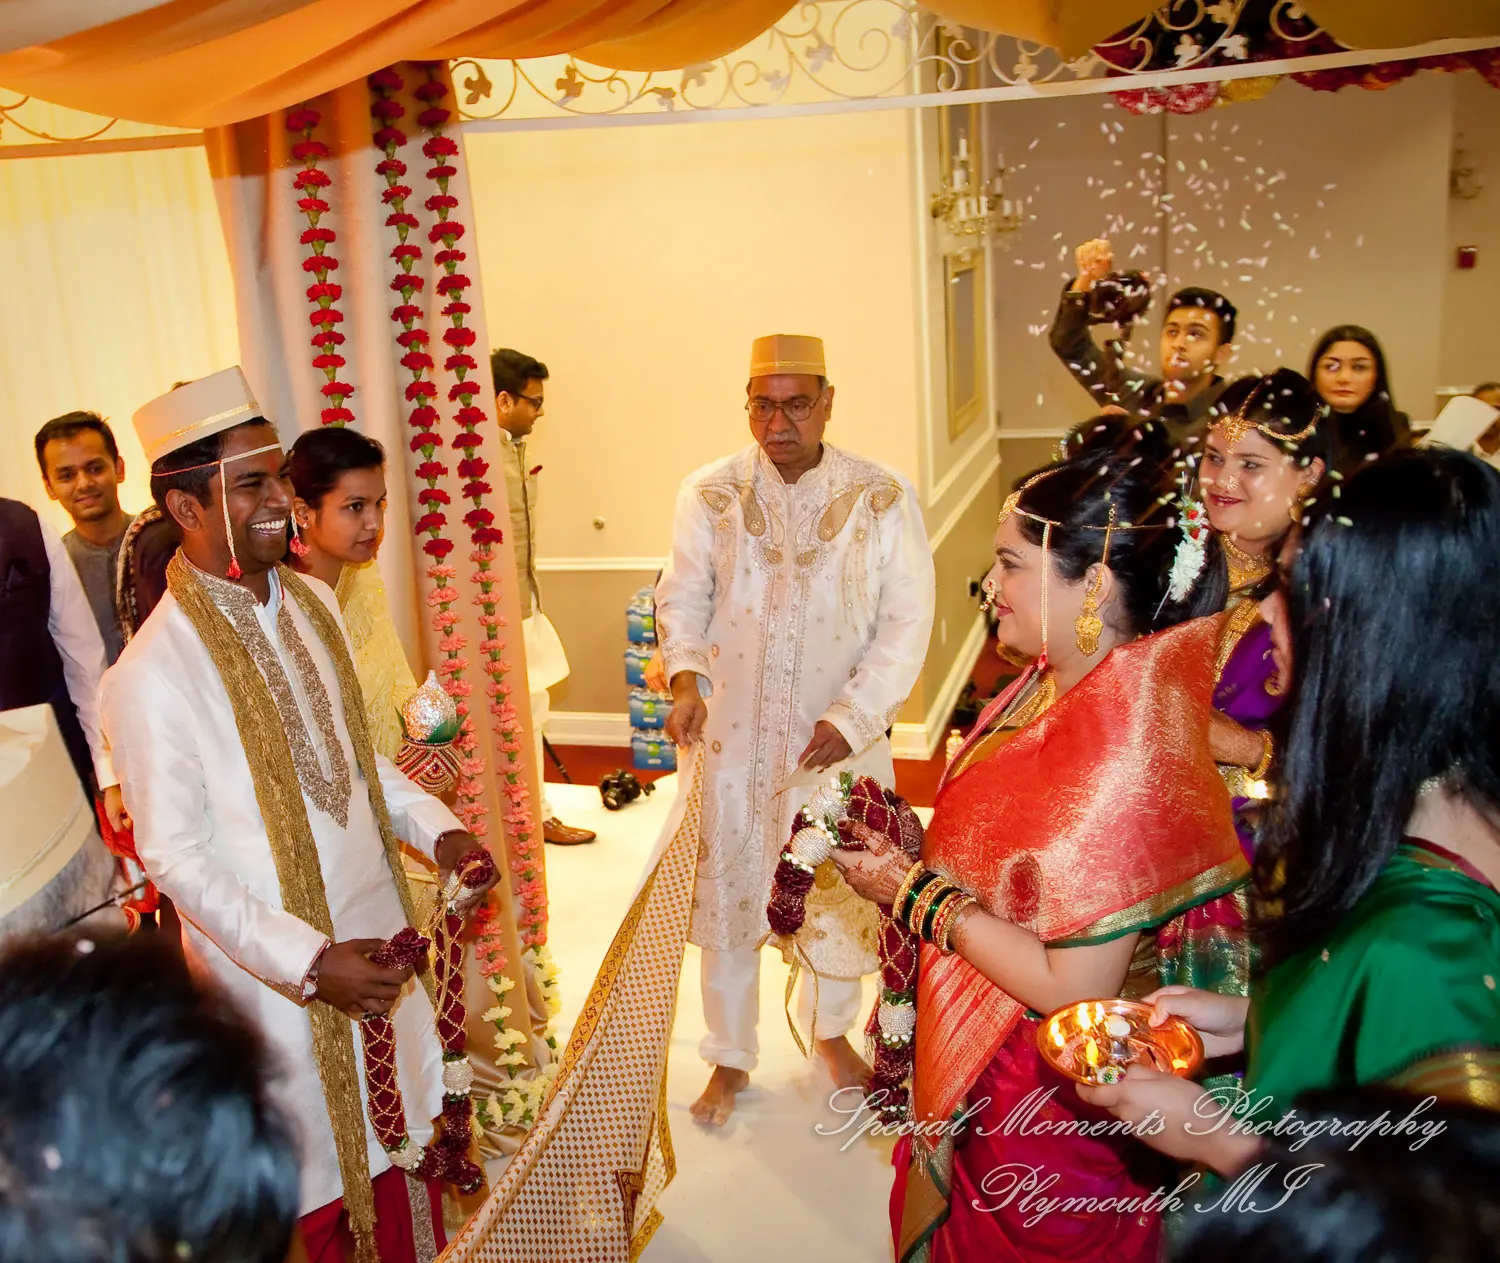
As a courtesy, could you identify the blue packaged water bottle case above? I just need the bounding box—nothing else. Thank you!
[629,688,671,730]
[626,587,657,645]
[624,643,651,688]
[632,728,676,771]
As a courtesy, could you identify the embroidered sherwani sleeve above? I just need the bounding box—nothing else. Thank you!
[376,756,463,862]
[821,484,936,753]
[654,475,717,692]
[100,661,328,991]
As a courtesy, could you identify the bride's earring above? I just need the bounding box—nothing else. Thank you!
[289,516,311,558]
[1074,569,1105,656]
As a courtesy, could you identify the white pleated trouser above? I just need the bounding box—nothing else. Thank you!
[523,613,569,821]
[530,683,553,819]
[699,944,865,1072]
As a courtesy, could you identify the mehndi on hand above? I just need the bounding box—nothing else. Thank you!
[831,821,911,905]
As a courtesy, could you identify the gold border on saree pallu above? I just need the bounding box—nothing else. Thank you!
[1387,1049,1500,1111]
[1050,855,1251,946]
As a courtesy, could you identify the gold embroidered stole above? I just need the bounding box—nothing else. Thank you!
[167,556,424,1263]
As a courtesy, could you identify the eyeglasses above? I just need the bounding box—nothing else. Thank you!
[745,392,824,424]
[510,392,544,412]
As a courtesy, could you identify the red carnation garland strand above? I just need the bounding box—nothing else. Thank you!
[286,105,353,426]
[842,779,922,1123]
[414,64,548,949]
[370,66,538,1134]
[368,67,486,846]
[357,850,494,1191]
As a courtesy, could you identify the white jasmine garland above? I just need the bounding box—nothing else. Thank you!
[474,945,563,1139]
[1167,496,1211,602]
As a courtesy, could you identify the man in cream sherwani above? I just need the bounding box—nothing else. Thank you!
[658,334,934,1125]
[101,369,494,1263]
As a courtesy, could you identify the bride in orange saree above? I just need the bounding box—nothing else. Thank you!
[833,438,1245,1262]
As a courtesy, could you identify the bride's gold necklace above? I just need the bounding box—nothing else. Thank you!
[1221,534,1272,592]
[947,670,1056,783]
[1002,670,1057,732]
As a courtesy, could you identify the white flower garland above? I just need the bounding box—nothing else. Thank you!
[472,942,564,1135]
[1167,496,1211,602]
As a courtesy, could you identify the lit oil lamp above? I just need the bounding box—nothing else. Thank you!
[1036,998,1204,1086]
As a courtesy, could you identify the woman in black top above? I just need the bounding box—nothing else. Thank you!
[1306,324,1411,475]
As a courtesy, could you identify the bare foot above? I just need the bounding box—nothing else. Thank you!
[690,1065,749,1127]
[817,1036,873,1091]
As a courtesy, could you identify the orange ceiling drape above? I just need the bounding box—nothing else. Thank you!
[0,0,1496,129]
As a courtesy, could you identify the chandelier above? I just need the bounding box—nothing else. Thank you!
[930,137,1023,261]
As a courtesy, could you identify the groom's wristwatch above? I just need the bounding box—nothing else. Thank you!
[301,940,331,1002]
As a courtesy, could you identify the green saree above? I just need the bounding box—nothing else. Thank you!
[1246,840,1500,1113]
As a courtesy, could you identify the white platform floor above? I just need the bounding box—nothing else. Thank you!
[538,778,901,1263]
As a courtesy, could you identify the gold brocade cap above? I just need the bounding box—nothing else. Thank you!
[749,333,826,379]
[133,366,263,466]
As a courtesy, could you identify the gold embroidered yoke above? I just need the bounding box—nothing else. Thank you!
[656,442,935,964]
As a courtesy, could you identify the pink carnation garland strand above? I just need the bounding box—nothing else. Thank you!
[367,66,489,848]
[413,64,549,951]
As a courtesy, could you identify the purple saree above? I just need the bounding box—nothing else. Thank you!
[1212,612,1283,859]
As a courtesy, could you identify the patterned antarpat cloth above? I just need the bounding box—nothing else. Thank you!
[437,749,705,1262]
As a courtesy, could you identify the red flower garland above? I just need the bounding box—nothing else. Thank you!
[764,774,922,1123]
[839,779,924,1125]
[286,106,353,426]
[1112,82,1221,116]
[369,69,526,1114]
[413,63,548,948]
[368,67,488,852]
[357,849,493,1191]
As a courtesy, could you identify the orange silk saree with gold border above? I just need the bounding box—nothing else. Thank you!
[896,616,1247,1262]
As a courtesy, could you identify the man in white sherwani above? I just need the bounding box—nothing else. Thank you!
[659,334,935,1125]
[101,369,495,1263]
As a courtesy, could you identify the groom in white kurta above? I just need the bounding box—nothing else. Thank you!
[101,370,489,1261]
[658,334,934,1124]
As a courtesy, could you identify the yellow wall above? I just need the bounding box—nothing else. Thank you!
[467,109,960,729]
[466,110,924,561]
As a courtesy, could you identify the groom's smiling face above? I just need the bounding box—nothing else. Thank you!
[166,421,292,579]
[219,427,293,570]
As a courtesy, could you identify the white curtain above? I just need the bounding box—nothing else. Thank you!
[0,143,237,528]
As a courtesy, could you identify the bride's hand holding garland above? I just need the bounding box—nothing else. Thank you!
[829,823,908,904]
[764,774,929,1122]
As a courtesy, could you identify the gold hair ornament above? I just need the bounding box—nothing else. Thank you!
[999,468,1153,664]
[1214,379,1324,450]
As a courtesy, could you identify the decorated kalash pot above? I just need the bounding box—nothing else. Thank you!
[394,670,463,795]
[1038,998,1204,1086]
